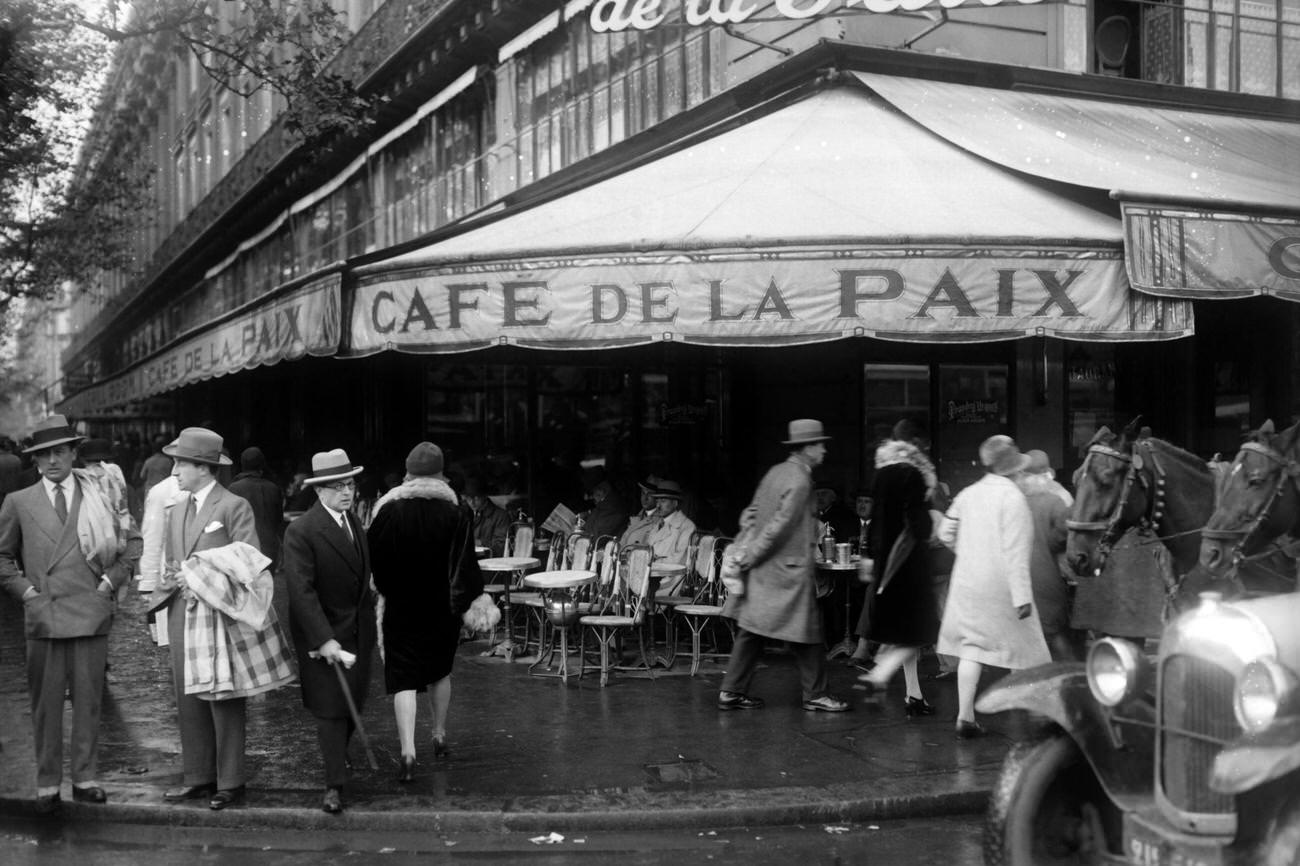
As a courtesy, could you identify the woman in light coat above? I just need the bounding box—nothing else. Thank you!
[937,435,1050,739]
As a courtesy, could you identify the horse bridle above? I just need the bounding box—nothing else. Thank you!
[1066,440,1167,568]
[1200,440,1300,564]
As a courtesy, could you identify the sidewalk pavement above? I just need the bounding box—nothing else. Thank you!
[0,583,1028,833]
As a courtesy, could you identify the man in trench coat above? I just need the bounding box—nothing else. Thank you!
[283,448,376,814]
[718,419,850,713]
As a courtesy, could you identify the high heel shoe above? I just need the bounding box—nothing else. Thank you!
[397,755,416,783]
[433,736,449,758]
[904,696,936,717]
[954,719,985,740]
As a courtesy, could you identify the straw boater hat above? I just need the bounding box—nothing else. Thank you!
[979,435,1032,476]
[303,449,364,485]
[23,414,85,454]
[163,427,233,466]
[782,418,831,446]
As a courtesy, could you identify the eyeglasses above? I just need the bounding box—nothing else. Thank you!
[323,480,357,492]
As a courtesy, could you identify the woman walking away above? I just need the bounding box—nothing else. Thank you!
[367,442,483,782]
[937,435,1050,740]
[856,432,940,717]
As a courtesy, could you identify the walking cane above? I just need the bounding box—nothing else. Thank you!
[332,660,379,770]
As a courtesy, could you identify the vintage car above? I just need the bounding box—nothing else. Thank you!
[977,590,1300,866]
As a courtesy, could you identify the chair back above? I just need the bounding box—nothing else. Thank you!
[617,543,655,624]
[690,533,718,595]
[507,520,534,558]
[698,537,734,604]
[565,531,595,570]
[544,531,566,570]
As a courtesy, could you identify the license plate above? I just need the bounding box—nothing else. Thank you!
[1125,825,1221,866]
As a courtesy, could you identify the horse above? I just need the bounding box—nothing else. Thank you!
[1066,422,1214,583]
[1188,419,1300,604]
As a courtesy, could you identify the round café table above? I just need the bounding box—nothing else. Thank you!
[479,556,539,662]
[817,556,866,660]
[523,570,597,683]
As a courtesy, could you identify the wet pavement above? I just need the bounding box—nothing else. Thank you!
[0,580,1030,832]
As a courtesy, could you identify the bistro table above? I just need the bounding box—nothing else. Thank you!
[479,556,540,662]
[818,555,867,660]
[646,561,688,668]
[523,570,597,683]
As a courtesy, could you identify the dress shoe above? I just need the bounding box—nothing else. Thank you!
[163,783,216,802]
[904,697,936,717]
[208,785,246,810]
[397,755,416,783]
[321,787,342,814]
[33,793,62,818]
[955,719,985,740]
[717,691,765,711]
[72,785,107,804]
[433,736,449,758]
[802,694,851,712]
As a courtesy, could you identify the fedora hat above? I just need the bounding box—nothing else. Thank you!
[782,419,831,447]
[979,435,1032,476]
[163,427,232,466]
[653,479,684,500]
[636,475,661,494]
[79,437,114,462]
[303,448,364,485]
[23,414,85,454]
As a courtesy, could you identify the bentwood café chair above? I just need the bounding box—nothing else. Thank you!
[671,538,736,676]
[579,543,655,687]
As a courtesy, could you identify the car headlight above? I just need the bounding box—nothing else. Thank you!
[1234,657,1300,732]
[1087,637,1149,706]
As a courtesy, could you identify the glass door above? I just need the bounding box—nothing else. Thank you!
[936,364,1010,495]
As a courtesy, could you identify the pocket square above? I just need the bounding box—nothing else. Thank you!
[203,521,224,533]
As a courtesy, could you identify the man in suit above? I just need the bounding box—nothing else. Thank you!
[282,449,377,814]
[0,415,140,815]
[718,419,850,714]
[154,427,261,810]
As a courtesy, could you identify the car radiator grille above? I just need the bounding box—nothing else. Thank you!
[1159,654,1240,815]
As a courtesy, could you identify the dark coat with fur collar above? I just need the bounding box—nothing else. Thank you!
[367,478,483,644]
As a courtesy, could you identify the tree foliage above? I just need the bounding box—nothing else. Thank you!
[0,0,376,330]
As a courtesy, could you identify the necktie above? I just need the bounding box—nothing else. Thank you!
[54,483,68,523]
[184,496,196,533]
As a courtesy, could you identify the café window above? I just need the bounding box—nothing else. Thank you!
[1066,344,1117,472]
[1093,0,1300,97]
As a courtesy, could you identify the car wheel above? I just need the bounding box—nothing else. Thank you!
[984,733,1118,866]
[1263,800,1300,866]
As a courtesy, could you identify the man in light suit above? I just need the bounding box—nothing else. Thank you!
[282,449,377,814]
[718,419,850,714]
[153,427,261,810]
[0,415,140,815]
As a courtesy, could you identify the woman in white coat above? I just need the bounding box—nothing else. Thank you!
[937,435,1050,739]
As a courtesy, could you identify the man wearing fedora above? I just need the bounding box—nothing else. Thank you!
[154,427,262,810]
[619,476,661,547]
[647,479,696,594]
[718,419,850,714]
[0,415,141,815]
[282,449,377,814]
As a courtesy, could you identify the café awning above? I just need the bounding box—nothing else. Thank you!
[351,82,1189,355]
[855,72,1300,301]
[59,271,342,417]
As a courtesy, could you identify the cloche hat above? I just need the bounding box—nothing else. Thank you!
[23,414,85,454]
[162,427,233,466]
[782,419,831,446]
[405,441,444,478]
[303,448,364,485]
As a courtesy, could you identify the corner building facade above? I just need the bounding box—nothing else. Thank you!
[60,0,1300,527]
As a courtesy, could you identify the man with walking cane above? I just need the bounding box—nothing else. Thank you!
[283,449,378,814]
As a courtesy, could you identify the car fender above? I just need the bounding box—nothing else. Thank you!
[1212,716,1300,794]
[977,661,1155,812]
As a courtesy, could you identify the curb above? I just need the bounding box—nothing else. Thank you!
[0,785,991,833]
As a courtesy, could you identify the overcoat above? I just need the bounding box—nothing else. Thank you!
[229,471,285,569]
[866,460,937,646]
[722,456,822,645]
[0,479,137,638]
[283,501,376,719]
[937,473,1050,669]
[1023,486,1072,635]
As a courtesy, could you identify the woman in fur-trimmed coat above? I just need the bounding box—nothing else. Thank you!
[366,442,482,779]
